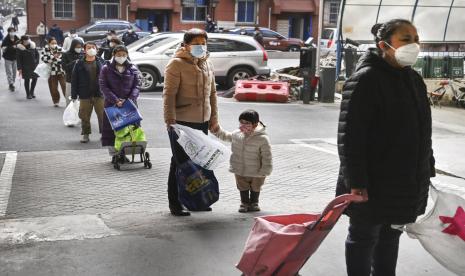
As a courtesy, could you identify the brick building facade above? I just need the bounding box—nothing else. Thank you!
[26,0,323,40]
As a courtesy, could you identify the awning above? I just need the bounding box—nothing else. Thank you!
[130,0,174,11]
[273,0,316,14]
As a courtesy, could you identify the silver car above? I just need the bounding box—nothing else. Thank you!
[129,33,271,91]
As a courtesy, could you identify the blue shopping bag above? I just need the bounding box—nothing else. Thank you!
[104,100,142,131]
[169,129,219,211]
[176,160,220,211]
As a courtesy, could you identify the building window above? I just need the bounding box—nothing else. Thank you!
[329,2,340,25]
[237,0,255,23]
[92,0,120,19]
[182,0,207,22]
[53,0,74,19]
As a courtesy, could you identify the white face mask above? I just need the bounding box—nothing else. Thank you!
[115,56,127,65]
[107,36,112,40]
[10,32,16,37]
[190,45,207,58]
[24,40,30,46]
[50,44,57,49]
[109,42,115,48]
[71,34,77,38]
[75,48,82,54]
[384,42,420,67]
[87,48,97,57]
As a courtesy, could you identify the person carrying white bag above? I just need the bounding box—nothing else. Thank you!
[210,109,273,213]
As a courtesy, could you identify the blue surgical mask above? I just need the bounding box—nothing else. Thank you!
[190,45,207,58]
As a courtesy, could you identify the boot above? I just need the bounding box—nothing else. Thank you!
[80,134,89,143]
[239,191,250,213]
[249,191,261,212]
[9,84,15,92]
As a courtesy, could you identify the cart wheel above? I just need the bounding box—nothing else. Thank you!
[147,161,152,169]
[145,152,150,161]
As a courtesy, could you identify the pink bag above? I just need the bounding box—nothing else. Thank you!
[236,194,363,276]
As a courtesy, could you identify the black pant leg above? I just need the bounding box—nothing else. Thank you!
[24,78,30,96]
[30,78,38,95]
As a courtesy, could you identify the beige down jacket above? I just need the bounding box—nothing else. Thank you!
[214,124,273,177]
[163,48,218,124]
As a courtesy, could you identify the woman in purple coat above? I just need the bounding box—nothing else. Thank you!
[99,45,140,157]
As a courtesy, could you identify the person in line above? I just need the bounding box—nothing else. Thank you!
[122,28,139,46]
[71,42,105,143]
[62,39,84,106]
[11,14,19,31]
[2,27,20,92]
[99,45,140,157]
[41,37,66,107]
[48,24,64,45]
[62,29,84,52]
[336,19,435,276]
[36,21,47,48]
[163,28,219,216]
[152,25,159,34]
[16,35,39,99]
[253,27,264,47]
[211,110,272,212]
[205,15,215,33]
[98,30,117,61]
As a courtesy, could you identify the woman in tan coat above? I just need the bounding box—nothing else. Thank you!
[163,28,219,216]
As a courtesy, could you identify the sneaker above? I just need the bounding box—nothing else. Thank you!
[80,134,89,143]
[9,84,14,92]
[27,95,32,99]
[238,203,249,213]
[54,103,59,107]
[248,203,261,212]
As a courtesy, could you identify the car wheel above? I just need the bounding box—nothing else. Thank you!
[288,45,300,52]
[226,67,254,89]
[139,67,158,92]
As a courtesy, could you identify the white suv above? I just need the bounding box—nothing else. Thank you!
[129,33,271,91]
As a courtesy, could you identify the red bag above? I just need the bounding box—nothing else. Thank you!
[236,194,363,276]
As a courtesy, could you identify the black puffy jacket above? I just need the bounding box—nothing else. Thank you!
[336,49,435,225]
[16,41,40,79]
[62,39,84,82]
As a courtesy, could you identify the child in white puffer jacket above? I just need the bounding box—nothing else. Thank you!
[212,110,272,212]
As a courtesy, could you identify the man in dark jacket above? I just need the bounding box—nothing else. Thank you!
[16,35,40,99]
[98,30,117,61]
[11,14,19,31]
[205,15,216,33]
[336,19,435,276]
[48,24,64,45]
[2,27,20,91]
[71,42,105,143]
[253,27,264,47]
[122,28,139,46]
[62,39,84,106]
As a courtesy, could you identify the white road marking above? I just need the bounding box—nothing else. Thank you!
[0,214,120,244]
[290,138,465,194]
[0,152,17,217]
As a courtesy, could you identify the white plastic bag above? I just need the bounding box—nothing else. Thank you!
[34,63,51,79]
[173,124,230,170]
[63,100,80,127]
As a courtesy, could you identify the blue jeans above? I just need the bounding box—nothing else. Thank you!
[345,217,403,276]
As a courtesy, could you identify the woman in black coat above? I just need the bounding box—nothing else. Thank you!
[336,19,435,276]
[16,35,40,99]
[62,39,84,106]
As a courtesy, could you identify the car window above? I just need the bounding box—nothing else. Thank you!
[207,38,256,52]
[128,35,157,49]
[143,37,180,52]
[322,29,334,39]
[261,30,280,38]
[113,24,129,31]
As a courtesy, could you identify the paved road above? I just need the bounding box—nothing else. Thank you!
[1,28,465,275]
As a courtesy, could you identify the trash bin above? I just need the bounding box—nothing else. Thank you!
[428,56,449,78]
[448,57,464,78]
[300,47,317,103]
[344,48,358,78]
[412,56,430,78]
[319,66,336,103]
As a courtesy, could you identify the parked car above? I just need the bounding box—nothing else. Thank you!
[320,28,338,55]
[129,33,270,91]
[92,31,152,47]
[228,27,304,52]
[76,20,141,42]
[127,32,184,53]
